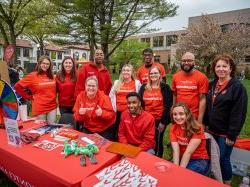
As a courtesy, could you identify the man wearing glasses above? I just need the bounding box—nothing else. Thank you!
[171,52,208,123]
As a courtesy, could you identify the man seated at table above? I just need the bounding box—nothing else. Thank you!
[118,92,155,154]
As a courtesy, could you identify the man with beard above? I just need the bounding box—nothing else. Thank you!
[118,92,155,154]
[74,49,112,97]
[137,48,166,84]
[171,52,208,123]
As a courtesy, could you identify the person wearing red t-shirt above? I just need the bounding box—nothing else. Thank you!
[137,48,166,84]
[15,56,57,123]
[56,57,77,115]
[73,76,116,140]
[171,52,208,123]
[170,103,209,175]
[109,64,141,140]
[118,92,155,153]
[139,66,172,157]
[74,49,112,98]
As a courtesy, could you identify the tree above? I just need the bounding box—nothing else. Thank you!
[24,15,69,55]
[177,15,250,74]
[0,0,54,64]
[110,38,149,71]
[53,0,178,62]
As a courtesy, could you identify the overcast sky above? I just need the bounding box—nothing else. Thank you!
[148,0,250,32]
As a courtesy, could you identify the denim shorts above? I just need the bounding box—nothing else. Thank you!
[187,159,209,175]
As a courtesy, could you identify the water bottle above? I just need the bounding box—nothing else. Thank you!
[239,177,250,187]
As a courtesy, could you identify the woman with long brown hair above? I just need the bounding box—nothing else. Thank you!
[14,56,57,123]
[170,103,209,175]
[56,57,77,115]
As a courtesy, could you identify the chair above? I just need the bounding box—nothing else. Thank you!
[58,113,75,128]
[205,132,223,182]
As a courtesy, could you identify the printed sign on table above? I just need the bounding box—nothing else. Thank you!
[4,117,21,146]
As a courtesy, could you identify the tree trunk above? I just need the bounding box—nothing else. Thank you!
[9,26,17,66]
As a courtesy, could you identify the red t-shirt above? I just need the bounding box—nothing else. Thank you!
[137,62,166,84]
[171,70,208,118]
[170,123,209,159]
[143,88,163,120]
[116,80,136,112]
[56,73,76,107]
[15,72,57,116]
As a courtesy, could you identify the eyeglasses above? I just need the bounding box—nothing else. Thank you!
[149,72,160,75]
[181,59,194,63]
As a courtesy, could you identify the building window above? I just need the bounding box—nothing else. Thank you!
[57,52,62,60]
[16,47,21,57]
[166,35,177,46]
[23,48,30,57]
[153,36,164,47]
[82,52,86,59]
[51,51,56,60]
[221,23,233,33]
[245,56,250,63]
[154,55,161,62]
[141,37,151,45]
[45,50,50,57]
[73,52,79,61]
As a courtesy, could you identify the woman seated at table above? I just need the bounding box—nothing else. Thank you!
[139,66,172,158]
[109,64,141,140]
[56,57,77,115]
[14,56,57,123]
[73,76,116,140]
[170,103,209,175]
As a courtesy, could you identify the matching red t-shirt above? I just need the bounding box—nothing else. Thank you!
[14,72,57,116]
[56,73,76,107]
[142,88,164,120]
[170,123,209,160]
[118,110,155,151]
[171,70,208,118]
[73,90,116,132]
[116,80,136,112]
[137,62,166,84]
[75,62,112,97]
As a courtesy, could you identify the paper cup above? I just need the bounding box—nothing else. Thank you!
[19,105,27,121]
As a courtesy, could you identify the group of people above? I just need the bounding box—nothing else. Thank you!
[14,48,248,185]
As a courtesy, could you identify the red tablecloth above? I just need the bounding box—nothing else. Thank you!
[81,152,227,187]
[0,121,120,187]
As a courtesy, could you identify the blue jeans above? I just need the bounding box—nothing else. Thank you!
[146,149,155,155]
[212,134,233,181]
[187,159,209,175]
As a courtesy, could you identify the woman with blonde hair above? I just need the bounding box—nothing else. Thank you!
[139,66,172,157]
[109,64,141,140]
